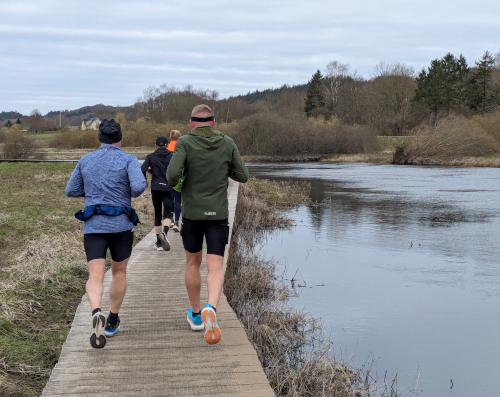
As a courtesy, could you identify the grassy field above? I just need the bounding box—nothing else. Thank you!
[26,131,60,135]
[378,135,408,151]
[0,163,153,396]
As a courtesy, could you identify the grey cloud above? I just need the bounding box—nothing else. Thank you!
[1,0,499,114]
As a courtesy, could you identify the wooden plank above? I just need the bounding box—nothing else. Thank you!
[42,180,275,397]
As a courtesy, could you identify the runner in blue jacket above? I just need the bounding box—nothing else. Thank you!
[66,119,146,348]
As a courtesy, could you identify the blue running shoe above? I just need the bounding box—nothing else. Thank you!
[104,316,120,337]
[202,304,221,345]
[187,307,204,331]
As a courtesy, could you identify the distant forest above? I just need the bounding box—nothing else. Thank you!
[3,50,500,137]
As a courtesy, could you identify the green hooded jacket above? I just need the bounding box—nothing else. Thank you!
[166,127,249,221]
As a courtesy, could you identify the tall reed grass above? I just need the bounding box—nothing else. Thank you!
[472,111,500,142]
[392,115,500,164]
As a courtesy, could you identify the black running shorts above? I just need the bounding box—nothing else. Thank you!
[180,218,230,257]
[83,230,134,262]
[151,189,174,226]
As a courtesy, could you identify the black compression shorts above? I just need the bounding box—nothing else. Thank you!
[180,218,229,257]
[83,230,134,262]
[151,189,174,226]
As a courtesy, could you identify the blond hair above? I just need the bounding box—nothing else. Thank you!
[170,130,181,140]
[191,104,213,117]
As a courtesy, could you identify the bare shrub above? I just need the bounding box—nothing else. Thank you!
[50,127,99,149]
[225,111,379,156]
[120,118,188,147]
[50,119,189,148]
[393,115,500,164]
[0,126,5,143]
[472,110,500,142]
[2,126,46,159]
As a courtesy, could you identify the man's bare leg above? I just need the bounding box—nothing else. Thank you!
[86,258,107,348]
[185,250,203,313]
[206,254,224,308]
[154,218,172,235]
[109,257,129,313]
[87,259,106,310]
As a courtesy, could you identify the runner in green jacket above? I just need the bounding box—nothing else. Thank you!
[166,104,248,345]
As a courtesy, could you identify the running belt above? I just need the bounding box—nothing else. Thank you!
[75,205,140,225]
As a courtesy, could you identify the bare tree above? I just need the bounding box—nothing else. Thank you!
[363,61,417,135]
[323,61,350,110]
[27,109,45,133]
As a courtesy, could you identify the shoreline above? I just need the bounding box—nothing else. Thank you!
[243,153,500,167]
[224,179,385,396]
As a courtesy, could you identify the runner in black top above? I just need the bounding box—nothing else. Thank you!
[141,137,174,251]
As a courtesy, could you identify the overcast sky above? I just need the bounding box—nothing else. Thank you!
[1,0,499,115]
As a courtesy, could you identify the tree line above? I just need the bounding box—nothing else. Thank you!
[305,51,500,135]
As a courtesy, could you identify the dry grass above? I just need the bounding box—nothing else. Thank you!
[225,179,396,396]
[0,162,154,397]
[392,115,500,164]
[472,110,500,142]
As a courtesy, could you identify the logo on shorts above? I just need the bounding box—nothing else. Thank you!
[204,212,216,216]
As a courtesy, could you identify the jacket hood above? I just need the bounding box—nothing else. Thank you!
[154,146,172,157]
[188,127,225,151]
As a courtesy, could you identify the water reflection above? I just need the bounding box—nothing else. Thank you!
[248,162,500,396]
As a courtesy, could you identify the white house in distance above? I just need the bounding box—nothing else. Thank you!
[81,117,101,130]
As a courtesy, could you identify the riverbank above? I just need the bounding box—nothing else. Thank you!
[0,163,153,397]
[243,152,500,167]
[224,179,388,396]
[2,135,499,167]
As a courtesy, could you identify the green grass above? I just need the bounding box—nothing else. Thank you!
[0,163,83,253]
[0,163,153,396]
[249,178,309,208]
[378,136,408,151]
[26,130,60,135]
[0,163,86,396]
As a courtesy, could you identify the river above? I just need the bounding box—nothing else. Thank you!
[247,162,500,397]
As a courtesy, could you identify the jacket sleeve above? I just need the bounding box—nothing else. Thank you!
[65,162,85,197]
[128,157,147,198]
[229,142,249,183]
[166,139,187,187]
[140,155,151,179]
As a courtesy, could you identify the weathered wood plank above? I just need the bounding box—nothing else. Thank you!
[42,180,274,396]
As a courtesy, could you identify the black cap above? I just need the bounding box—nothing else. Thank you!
[98,119,122,144]
[156,136,168,146]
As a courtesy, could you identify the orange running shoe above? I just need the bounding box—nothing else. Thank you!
[201,304,221,345]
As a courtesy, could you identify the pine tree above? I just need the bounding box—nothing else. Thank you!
[414,53,469,114]
[466,51,498,113]
[16,118,21,124]
[304,70,326,118]
[4,120,13,128]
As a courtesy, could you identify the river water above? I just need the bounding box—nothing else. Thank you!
[247,162,500,397]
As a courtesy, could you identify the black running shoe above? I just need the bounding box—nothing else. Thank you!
[104,316,120,337]
[159,231,170,251]
[154,241,164,251]
[90,312,106,349]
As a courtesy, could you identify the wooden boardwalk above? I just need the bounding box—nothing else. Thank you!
[42,181,274,397]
